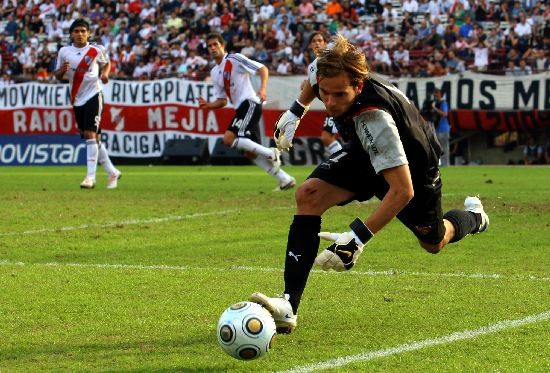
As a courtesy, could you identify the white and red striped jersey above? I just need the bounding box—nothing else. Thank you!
[55,43,109,106]
[210,53,264,108]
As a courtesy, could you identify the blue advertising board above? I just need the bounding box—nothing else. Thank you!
[0,135,86,166]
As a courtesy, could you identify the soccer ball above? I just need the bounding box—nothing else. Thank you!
[217,301,276,360]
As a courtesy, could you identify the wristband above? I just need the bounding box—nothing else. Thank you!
[289,100,307,118]
[349,218,374,244]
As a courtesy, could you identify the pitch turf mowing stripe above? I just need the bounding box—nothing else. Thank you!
[0,261,549,282]
[281,310,550,373]
[0,206,292,236]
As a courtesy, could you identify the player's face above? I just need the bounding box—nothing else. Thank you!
[309,34,326,53]
[318,72,362,118]
[71,26,90,47]
[207,39,225,61]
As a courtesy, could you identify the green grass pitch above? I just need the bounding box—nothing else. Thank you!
[0,165,549,372]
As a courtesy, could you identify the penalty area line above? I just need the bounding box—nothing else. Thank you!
[280,310,550,373]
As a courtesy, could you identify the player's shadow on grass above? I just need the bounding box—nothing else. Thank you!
[1,334,228,370]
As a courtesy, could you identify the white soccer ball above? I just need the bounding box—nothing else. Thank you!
[217,301,276,360]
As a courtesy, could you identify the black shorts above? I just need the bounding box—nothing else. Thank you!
[73,93,103,137]
[309,148,445,245]
[227,99,262,143]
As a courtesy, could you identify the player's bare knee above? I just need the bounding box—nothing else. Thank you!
[295,184,321,211]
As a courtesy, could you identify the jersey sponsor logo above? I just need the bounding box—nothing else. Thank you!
[360,123,379,155]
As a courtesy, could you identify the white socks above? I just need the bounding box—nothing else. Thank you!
[254,156,293,183]
[98,143,117,175]
[232,138,275,159]
[85,139,98,180]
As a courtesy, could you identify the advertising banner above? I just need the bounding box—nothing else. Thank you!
[1,72,548,165]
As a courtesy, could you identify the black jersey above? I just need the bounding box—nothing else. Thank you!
[314,73,442,182]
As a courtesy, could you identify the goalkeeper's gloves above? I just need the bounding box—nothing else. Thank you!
[274,100,309,151]
[315,218,374,272]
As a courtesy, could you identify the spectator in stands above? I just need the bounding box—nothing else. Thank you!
[298,0,315,19]
[486,25,505,51]
[276,57,292,75]
[445,49,466,74]
[392,43,410,77]
[516,58,532,75]
[240,38,256,58]
[402,0,419,17]
[290,46,306,74]
[469,36,490,72]
[505,60,520,76]
[522,134,544,164]
[260,0,275,21]
[253,41,269,64]
[326,0,343,17]
[428,59,448,76]
[371,44,392,74]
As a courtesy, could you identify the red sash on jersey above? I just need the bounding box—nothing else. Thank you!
[223,59,232,103]
[70,47,99,105]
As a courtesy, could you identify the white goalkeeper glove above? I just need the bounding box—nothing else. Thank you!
[274,100,309,151]
[315,218,374,272]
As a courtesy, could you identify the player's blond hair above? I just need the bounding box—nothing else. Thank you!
[316,34,369,87]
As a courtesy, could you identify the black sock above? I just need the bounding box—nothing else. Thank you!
[443,209,481,243]
[283,215,321,314]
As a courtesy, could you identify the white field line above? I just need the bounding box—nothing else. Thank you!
[0,261,549,282]
[0,207,289,236]
[281,310,550,373]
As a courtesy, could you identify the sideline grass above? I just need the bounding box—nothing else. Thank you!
[0,165,549,372]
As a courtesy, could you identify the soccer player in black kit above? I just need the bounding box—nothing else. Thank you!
[250,34,490,334]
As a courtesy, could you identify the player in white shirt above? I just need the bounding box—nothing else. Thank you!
[55,19,121,190]
[198,33,295,191]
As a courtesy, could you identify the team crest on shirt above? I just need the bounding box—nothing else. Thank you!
[84,56,93,65]
[223,71,231,80]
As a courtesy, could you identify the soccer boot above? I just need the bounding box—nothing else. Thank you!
[464,196,489,234]
[107,170,122,189]
[249,292,297,334]
[80,177,96,189]
[268,148,282,174]
[273,177,296,192]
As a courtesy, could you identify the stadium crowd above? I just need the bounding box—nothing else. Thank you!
[0,0,548,83]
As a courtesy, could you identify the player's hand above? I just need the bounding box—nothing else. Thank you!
[274,110,299,151]
[100,73,109,84]
[274,100,309,151]
[315,218,374,272]
[197,97,209,109]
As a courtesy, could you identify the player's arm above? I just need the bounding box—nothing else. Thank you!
[257,65,268,102]
[99,60,111,84]
[197,97,227,110]
[365,165,413,233]
[54,53,69,81]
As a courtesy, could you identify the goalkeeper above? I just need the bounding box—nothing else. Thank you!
[250,34,490,334]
